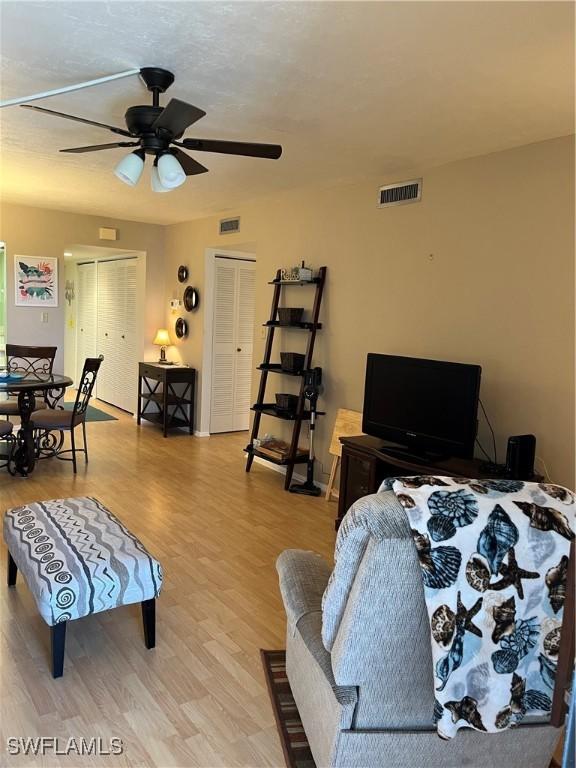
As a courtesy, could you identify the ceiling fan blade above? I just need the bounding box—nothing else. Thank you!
[60,142,140,153]
[171,148,209,176]
[151,98,206,138]
[179,138,282,159]
[21,104,133,137]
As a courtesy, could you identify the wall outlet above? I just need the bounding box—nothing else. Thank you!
[41,312,48,323]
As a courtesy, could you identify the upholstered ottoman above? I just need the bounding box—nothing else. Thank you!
[3,496,163,677]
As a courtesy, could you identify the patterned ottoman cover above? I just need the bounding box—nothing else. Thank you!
[3,497,163,626]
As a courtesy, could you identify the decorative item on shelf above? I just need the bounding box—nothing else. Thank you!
[280,352,305,374]
[153,328,173,365]
[177,265,188,283]
[175,318,188,339]
[275,393,299,414]
[253,437,307,462]
[278,307,304,325]
[280,261,313,282]
[183,286,199,311]
[64,279,75,306]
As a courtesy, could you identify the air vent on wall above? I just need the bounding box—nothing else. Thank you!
[378,179,422,208]
[219,216,241,235]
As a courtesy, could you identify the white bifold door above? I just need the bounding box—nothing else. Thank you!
[96,259,138,413]
[210,258,256,433]
[76,258,139,413]
[76,262,97,383]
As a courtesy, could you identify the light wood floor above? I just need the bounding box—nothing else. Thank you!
[0,402,336,768]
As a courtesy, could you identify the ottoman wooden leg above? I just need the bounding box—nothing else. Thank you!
[142,598,156,649]
[51,622,67,678]
[7,552,17,587]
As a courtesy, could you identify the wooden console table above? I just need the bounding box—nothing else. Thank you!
[137,363,195,437]
[337,434,511,530]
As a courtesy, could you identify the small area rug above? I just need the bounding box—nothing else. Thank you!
[261,650,562,768]
[261,650,315,768]
[62,403,118,422]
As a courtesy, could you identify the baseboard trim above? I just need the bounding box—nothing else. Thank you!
[194,431,210,438]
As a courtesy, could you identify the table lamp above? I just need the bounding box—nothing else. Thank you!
[153,329,171,364]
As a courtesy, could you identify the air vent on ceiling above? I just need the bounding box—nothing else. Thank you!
[378,179,422,208]
[219,216,241,235]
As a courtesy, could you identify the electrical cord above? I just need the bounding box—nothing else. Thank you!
[475,438,493,463]
[535,455,551,482]
[479,398,497,465]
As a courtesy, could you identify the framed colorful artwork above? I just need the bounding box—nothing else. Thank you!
[15,255,58,307]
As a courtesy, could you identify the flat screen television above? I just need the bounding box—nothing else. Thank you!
[362,354,482,459]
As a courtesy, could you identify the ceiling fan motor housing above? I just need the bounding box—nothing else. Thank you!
[125,105,163,133]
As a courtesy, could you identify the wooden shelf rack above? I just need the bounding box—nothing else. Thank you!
[245,266,326,489]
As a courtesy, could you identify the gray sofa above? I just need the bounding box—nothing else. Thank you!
[276,491,560,768]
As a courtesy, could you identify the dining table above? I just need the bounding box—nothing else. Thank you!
[0,373,74,476]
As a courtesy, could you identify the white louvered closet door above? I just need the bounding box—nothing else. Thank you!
[96,259,138,413]
[210,258,256,433]
[76,262,97,386]
[233,264,256,430]
[119,259,138,413]
[96,260,119,407]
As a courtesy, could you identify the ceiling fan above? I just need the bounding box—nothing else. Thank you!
[16,67,283,192]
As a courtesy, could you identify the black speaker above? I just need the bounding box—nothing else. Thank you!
[506,434,536,480]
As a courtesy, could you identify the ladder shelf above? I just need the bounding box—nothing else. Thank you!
[245,266,327,489]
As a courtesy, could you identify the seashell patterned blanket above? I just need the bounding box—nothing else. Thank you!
[381,476,575,739]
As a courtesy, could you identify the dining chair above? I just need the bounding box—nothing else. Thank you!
[0,345,57,418]
[30,356,103,474]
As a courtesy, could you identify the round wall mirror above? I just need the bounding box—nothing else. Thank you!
[184,286,199,311]
[177,265,188,283]
[175,318,188,339]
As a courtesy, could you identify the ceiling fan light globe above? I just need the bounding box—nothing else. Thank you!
[151,165,171,193]
[114,151,144,186]
[157,153,186,189]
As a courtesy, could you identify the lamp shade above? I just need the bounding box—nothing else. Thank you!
[153,329,171,346]
[151,165,170,193]
[157,152,186,189]
[114,150,145,186]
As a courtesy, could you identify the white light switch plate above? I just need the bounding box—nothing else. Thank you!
[41,312,48,323]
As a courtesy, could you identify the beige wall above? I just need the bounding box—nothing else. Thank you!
[165,135,575,487]
[0,203,166,374]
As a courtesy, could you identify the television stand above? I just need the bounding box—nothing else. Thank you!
[376,443,451,466]
[336,434,503,530]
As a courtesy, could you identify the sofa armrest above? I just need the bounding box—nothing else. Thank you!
[276,549,332,629]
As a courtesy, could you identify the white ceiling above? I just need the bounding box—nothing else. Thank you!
[0,1,573,225]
